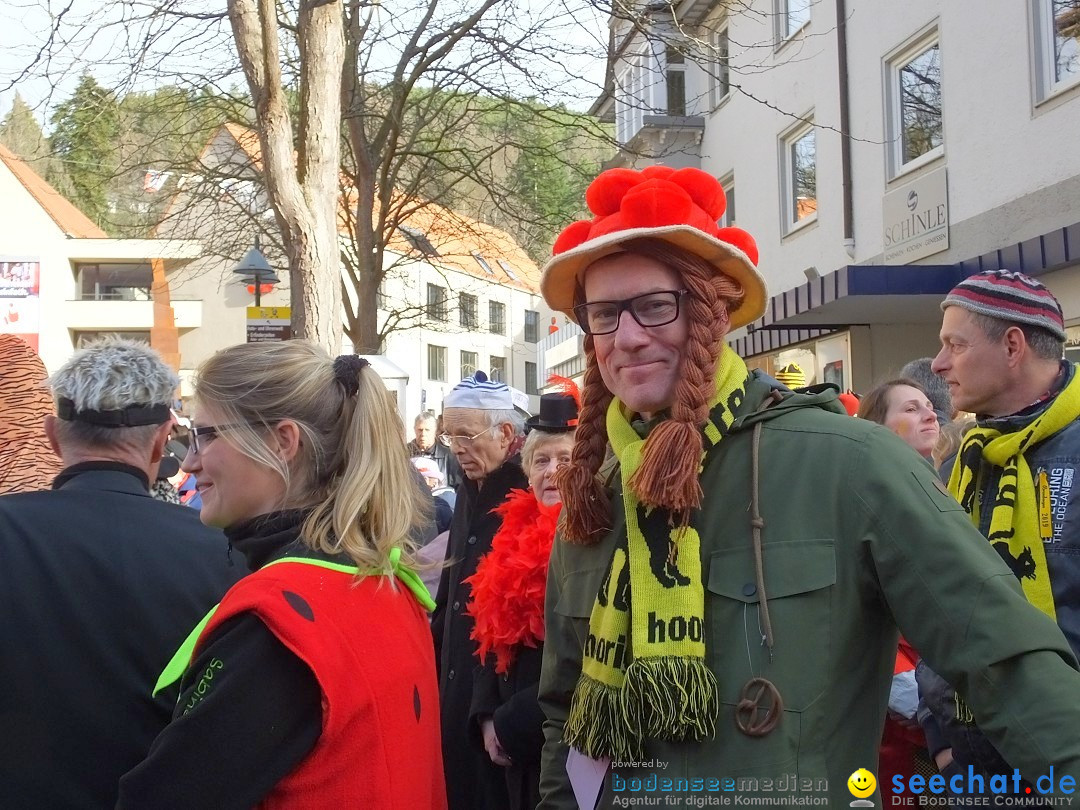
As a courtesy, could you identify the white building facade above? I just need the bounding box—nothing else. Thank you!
[542,0,1080,392]
[0,144,201,376]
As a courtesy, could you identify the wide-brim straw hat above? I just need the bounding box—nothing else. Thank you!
[540,166,768,331]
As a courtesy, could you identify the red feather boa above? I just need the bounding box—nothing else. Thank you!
[466,489,561,674]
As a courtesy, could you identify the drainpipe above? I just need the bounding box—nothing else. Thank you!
[836,0,855,259]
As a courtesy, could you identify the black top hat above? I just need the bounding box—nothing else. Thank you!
[525,392,579,433]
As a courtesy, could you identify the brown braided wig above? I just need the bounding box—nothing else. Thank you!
[555,238,745,544]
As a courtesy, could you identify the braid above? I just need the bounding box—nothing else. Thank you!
[555,335,613,544]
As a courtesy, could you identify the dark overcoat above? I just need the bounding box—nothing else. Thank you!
[432,456,527,810]
[0,463,243,809]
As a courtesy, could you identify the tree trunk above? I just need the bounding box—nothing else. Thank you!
[228,0,344,354]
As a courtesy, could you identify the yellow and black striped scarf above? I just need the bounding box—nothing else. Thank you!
[564,346,748,760]
[947,367,1080,619]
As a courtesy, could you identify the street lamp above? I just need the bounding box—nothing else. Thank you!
[232,235,280,307]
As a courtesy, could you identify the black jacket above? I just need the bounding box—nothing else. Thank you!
[469,646,545,810]
[432,456,528,810]
[0,463,243,810]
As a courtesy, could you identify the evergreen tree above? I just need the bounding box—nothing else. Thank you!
[48,75,121,229]
[1,93,75,196]
[0,93,49,163]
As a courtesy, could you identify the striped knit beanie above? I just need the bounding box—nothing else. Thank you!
[941,269,1065,341]
[444,370,515,410]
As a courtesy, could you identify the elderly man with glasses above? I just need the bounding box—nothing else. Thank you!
[431,371,528,810]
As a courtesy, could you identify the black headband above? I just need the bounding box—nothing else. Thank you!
[333,355,370,397]
[57,397,172,428]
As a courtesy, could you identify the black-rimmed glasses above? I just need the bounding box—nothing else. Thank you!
[188,423,249,454]
[573,290,689,336]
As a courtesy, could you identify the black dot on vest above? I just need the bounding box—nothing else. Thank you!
[413,685,422,722]
[282,590,315,622]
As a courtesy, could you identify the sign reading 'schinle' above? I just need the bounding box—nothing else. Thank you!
[882,166,949,263]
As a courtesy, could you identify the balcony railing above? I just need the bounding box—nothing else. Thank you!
[64,297,203,330]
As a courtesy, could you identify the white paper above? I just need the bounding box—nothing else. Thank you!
[566,747,610,810]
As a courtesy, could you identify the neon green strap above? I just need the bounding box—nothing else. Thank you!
[153,550,434,696]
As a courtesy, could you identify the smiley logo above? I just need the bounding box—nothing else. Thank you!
[847,768,876,799]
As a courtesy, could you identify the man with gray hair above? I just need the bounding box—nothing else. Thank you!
[431,371,527,810]
[409,409,462,489]
[0,339,243,809]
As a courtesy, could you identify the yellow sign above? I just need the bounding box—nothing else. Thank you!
[246,306,291,321]
[246,306,292,342]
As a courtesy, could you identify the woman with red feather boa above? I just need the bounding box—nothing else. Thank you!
[465,382,579,810]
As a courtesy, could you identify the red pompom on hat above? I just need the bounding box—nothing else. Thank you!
[540,166,767,330]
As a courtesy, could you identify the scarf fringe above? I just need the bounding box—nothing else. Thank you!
[565,673,641,761]
[623,656,718,741]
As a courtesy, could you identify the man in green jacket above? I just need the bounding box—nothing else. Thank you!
[535,166,1080,808]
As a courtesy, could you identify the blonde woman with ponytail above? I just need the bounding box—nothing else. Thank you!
[118,341,446,810]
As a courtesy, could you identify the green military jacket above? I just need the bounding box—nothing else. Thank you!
[538,373,1080,808]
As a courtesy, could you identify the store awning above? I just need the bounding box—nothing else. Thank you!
[732,220,1080,358]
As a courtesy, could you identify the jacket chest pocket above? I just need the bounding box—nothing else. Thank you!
[706,539,836,713]
[554,567,608,643]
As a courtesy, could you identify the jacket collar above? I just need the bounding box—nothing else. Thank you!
[225,509,311,570]
[52,461,151,494]
[461,453,527,510]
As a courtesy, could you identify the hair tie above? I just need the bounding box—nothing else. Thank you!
[333,355,370,397]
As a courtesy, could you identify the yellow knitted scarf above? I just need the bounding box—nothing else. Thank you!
[947,368,1080,619]
[564,346,748,760]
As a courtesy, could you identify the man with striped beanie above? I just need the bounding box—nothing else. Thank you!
[431,371,528,810]
[922,269,1080,788]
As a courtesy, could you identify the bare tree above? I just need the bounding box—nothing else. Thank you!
[1,0,610,354]
[228,0,344,350]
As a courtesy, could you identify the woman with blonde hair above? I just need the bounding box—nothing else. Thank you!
[118,341,446,810]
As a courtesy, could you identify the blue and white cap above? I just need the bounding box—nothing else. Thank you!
[444,371,516,410]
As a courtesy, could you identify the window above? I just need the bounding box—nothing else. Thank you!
[426,283,448,321]
[709,27,730,108]
[489,300,506,335]
[524,310,540,343]
[472,251,495,276]
[398,225,440,257]
[461,350,478,379]
[665,45,686,116]
[377,284,389,310]
[75,263,153,301]
[525,361,539,395]
[719,173,736,226]
[615,53,648,144]
[427,345,447,382]
[490,355,507,383]
[776,0,811,43]
[780,118,817,232]
[886,31,943,175]
[1034,0,1080,100]
[459,293,478,329]
[497,259,518,281]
